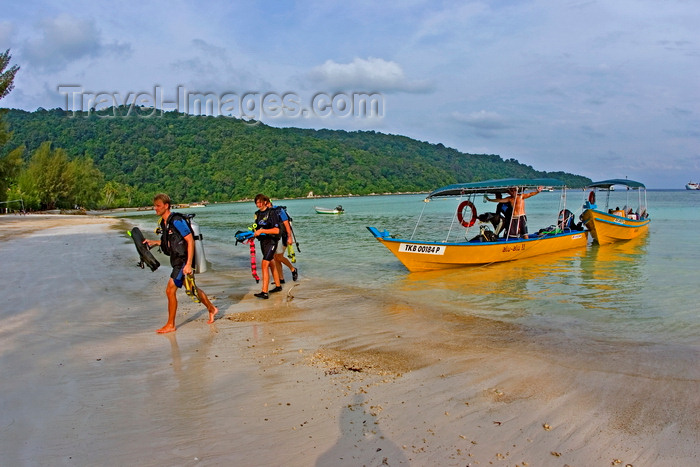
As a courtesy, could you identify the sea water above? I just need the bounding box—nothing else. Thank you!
[116,190,700,350]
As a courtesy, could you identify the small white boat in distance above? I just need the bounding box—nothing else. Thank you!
[315,205,345,214]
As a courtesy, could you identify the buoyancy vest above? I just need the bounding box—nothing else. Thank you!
[159,212,191,259]
[274,205,290,245]
[254,208,281,239]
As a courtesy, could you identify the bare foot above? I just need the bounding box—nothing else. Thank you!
[156,324,176,333]
[207,307,219,324]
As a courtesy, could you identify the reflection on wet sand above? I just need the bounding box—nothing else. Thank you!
[389,235,651,321]
[159,329,218,435]
[395,247,589,319]
[580,234,648,298]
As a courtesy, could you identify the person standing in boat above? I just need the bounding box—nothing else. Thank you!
[485,186,543,238]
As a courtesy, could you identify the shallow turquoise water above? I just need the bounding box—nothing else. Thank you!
[117,190,700,347]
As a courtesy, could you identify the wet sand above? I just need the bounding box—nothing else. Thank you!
[0,214,697,466]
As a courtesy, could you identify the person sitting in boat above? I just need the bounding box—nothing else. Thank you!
[610,206,626,217]
[485,186,543,239]
[478,193,512,238]
[558,209,584,232]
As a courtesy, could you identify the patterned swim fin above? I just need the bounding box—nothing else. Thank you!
[184,273,201,303]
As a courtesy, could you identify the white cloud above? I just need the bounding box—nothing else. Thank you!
[23,14,130,72]
[191,39,229,62]
[410,2,488,45]
[168,39,271,93]
[453,110,512,132]
[0,21,15,49]
[308,57,432,93]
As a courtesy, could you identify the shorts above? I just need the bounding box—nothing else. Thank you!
[259,237,278,262]
[170,257,189,288]
[171,266,186,288]
[508,216,528,237]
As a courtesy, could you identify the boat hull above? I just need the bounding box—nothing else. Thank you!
[315,207,344,214]
[367,227,588,272]
[581,209,650,244]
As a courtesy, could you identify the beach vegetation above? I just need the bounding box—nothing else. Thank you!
[0,49,21,205]
[0,145,23,202]
[22,142,75,210]
[0,49,20,101]
[11,143,113,210]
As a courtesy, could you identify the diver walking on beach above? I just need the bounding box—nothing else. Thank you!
[144,193,218,333]
[253,194,282,299]
[266,199,299,284]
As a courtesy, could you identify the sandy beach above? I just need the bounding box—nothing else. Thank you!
[0,214,697,466]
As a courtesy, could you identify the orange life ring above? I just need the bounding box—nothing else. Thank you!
[588,191,596,204]
[457,200,477,228]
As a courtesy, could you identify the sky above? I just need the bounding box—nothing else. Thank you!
[1,0,699,189]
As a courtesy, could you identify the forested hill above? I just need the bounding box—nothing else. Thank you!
[2,107,590,207]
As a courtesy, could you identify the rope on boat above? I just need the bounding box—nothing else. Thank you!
[410,199,429,240]
[446,193,471,242]
[557,189,566,229]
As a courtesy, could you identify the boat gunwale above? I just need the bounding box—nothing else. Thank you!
[583,209,650,227]
[368,227,587,247]
[314,206,344,213]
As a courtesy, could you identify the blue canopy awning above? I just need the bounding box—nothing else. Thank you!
[427,178,564,198]
[587,179,646,189]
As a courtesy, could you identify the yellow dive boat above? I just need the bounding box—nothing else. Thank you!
[367,178,588,272]
[581,179,650,245]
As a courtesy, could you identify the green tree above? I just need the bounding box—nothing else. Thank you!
[0,49,20,101]
[23,142,74,209]
[0,109,9,149]
[0,50,21,203]
[102,180,120,207]
[0,145,24,202]
[68,155,104,209]
[13,170,40,210]
[102,180,136,208]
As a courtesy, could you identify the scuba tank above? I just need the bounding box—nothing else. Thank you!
[189,218,208,274]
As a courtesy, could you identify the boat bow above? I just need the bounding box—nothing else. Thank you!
[581,179,650,244]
